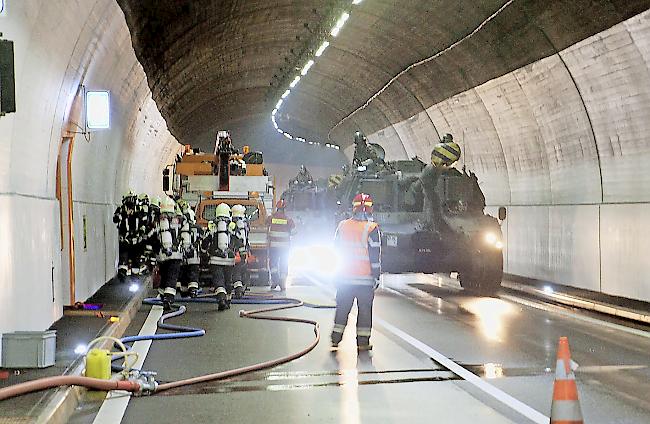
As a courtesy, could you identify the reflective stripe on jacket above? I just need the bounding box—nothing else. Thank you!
[335,218,380,285]
[269,213,294,248]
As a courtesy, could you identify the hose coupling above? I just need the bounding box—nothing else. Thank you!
[131,370,158,396]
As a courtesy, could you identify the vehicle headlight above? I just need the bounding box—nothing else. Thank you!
[484,232,503,250]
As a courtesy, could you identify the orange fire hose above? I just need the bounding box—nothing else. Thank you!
[0,376,140,401]
[155,300,320,392]
[0,297,322,400]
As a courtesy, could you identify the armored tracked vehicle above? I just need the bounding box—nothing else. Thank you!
[332,134,504,294]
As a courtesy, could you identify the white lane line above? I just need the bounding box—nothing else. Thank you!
[92,305,163,424]
[304,275,549,423]
[374,317,549,424]
[500,294,650,340]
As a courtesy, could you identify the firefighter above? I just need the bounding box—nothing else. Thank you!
[231,204,250,298]
[136,193,152,274]
[431,133,461,167]
[113,190,144,279]
[201,203,236,310]
[155,197,185,311]
[293,165,313,186]
[143,197,161,270]
[177,199,201,298]
[331,193,381,351]
[268,199,295,291]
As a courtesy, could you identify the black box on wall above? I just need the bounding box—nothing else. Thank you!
[0,39,16,114]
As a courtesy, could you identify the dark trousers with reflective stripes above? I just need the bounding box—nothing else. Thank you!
[119,242,143,271]
[332,284,375,345]
[210,264,233,294]
[159,259,182,291]
[179,264,200,286]
[232,260,249,287]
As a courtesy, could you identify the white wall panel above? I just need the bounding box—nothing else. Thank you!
[601,204,650,302]
[504,206,550,280]
[548,206,600,292]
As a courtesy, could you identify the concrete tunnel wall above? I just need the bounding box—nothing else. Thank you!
[365,10,650,302]
[0,0,180,350]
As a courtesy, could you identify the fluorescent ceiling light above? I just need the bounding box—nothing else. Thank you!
[331,12,350,37]
[272,108,278,116]
[276,99,283,109]
[301,60,314,76]
[283,132,293,139]
[290,76,301,88]
[277,128,284,134]
[315,41,330,57]
[353,0,363,4]
[281,89,290,99]
[86,90,110,129]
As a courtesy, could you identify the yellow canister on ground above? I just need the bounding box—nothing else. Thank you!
[84,348,111,380]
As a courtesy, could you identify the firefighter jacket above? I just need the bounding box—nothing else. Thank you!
[113,202,144,245]
[201,218,236,266]
[268,211,295,248]
[334,218,381,285]
[155,213,185,262]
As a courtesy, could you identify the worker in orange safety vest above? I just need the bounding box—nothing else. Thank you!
[268,199,296,290]
[331,193,381,351]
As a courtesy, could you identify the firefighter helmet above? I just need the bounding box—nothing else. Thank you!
[160,197,176,214]
[215,203,231,218]
[138,193,149,202]
[232,204,246,218]
[431,140,461,167]
[352,193,373,214]
[208,220,217,232]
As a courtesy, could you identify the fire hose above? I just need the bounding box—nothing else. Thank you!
[0,293,330,401]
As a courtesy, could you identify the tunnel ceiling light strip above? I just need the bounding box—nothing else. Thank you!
[328,0,516,141]
[331,12,350,37]
[289,76,301,88]
[270,1,363,151]
[315,41,330,57]
[300,60,315,76]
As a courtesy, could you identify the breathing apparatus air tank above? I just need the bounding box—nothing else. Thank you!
[215,203,232,253]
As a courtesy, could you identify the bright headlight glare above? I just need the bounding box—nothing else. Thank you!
[485,232,498,245]
[494,241,504,250]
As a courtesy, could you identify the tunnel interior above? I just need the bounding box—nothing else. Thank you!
[2,0,650,356]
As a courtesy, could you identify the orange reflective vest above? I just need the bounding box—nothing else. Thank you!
[336,219,379,283]
[268,212,295,248]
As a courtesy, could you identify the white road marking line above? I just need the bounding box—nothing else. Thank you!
[374,317,549,424]
[500,294,650,340]
[92,305,163,424]
[305,275,549,424]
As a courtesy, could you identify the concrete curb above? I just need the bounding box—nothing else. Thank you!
[501,281,650,325]
[33,277,152,424]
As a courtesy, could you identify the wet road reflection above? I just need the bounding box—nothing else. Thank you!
[459,298,517,342]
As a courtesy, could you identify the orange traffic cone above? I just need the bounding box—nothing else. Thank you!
[551,337,584,424]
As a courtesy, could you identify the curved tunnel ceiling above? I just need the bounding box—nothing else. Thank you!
[117,0,650,150]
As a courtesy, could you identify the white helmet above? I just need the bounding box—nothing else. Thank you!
[232,204,246,218]
[215,203,231,218]
[160,197,176,214]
